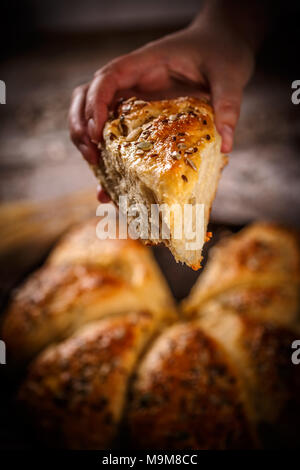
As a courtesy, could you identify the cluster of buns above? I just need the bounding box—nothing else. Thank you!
[2,220,300,449]
[95,97,227,269]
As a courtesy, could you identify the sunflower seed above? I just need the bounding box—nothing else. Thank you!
[186,158,197,171]
[127,96,137,103]
[137,141,153,150]
[141,130,150,138]
[134,100,147,105]
[126,128,142,141]
[177,143,186,149]
[122,104,132,113]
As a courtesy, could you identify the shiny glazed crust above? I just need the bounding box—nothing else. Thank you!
[19,312,156,449]
[96,97,226,269]
[2,218,176,363]
[128,321,254,449]
[2,221,300,449]
[182,223,300,316]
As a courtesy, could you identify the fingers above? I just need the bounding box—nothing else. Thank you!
[211,82,242,153]
[84,51,160,143]
[69,84,100,164]
[96,184,111,203]
[209,75,243,153]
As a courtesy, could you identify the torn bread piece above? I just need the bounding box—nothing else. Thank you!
[94,97,227,270]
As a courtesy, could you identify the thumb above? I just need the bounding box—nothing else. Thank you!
[210,79,243,153]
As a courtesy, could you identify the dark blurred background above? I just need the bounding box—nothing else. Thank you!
[0,0,300,225]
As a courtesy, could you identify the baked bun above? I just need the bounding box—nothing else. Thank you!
[128,320,255,449]
[182,223,300,328]
[18,312,157,449]
[95,97,226,269]
[2,218,176,364]
[129,224,300,449]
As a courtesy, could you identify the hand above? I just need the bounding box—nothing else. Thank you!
[69,4,256,199]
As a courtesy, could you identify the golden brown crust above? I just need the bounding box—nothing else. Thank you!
[193,303,300,447]
[240,318,300,441]
[183,223,300,315]
[103,97,216,199]
[2,264,124,362]
[128,321,254,449]
[48,218,151,283]
[4,221,300,449]
[205,283,300,329]
[2,218,176,364]
[19,312,156,449]
[97,97,226,269]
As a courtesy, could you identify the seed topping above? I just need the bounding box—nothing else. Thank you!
[186,158,197,171]
[171,151,181,160]
[126,128,142,141]
[137,141,153,150]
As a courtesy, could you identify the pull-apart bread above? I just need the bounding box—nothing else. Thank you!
[2,222,300,449]
[95,97,227,269]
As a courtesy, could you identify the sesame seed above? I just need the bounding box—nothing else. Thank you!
[136,149,145,155]
[169,114,177,121]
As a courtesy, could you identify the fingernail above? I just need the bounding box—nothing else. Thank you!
[97,185,111,203]
[220,124,234,153]
[88,118,98,142]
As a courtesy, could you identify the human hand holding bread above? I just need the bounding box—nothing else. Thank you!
[68,0,266,268]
